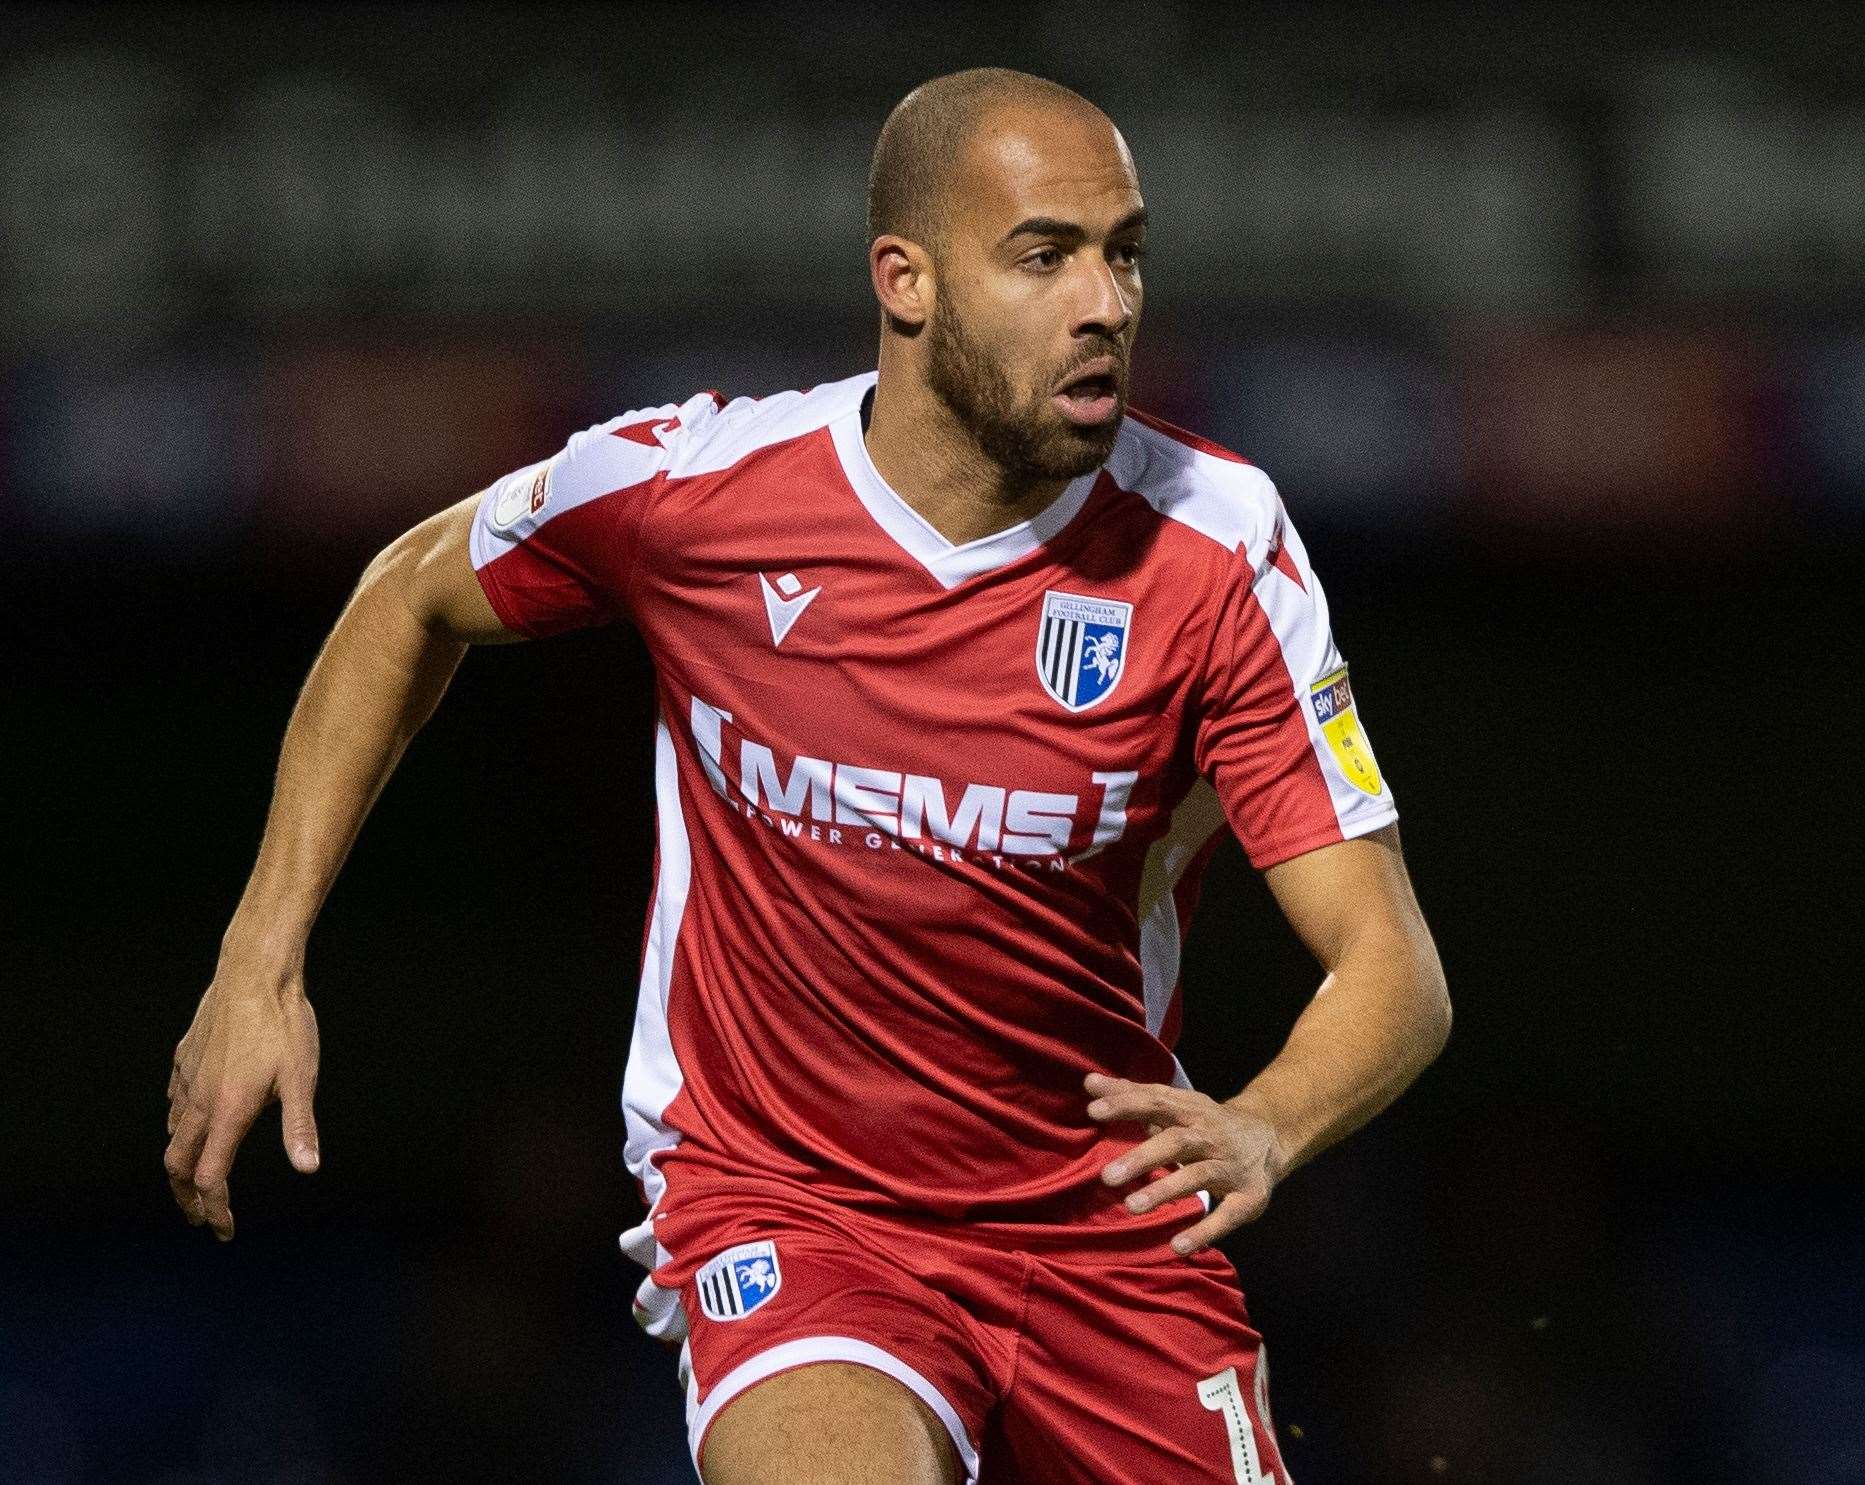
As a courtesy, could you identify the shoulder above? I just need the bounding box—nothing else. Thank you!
[475,385,736,555]
[1107,407,1285,575]
[661,371,873,479]
[548,371,872,491]
[484,373,871,551]
[510,388,730,528]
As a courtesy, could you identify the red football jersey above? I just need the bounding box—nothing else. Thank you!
[469,372,1397,1339]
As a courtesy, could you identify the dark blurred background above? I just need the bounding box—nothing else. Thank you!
[5,3,1862,1481]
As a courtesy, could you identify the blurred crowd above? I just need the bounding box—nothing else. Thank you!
[4,5,1861,1481]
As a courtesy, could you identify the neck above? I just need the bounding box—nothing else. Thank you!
[864,345,1069,547]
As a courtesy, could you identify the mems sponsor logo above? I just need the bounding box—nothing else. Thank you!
[689,695,1135,870]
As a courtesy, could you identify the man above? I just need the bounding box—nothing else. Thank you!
[166,68,1449,1484]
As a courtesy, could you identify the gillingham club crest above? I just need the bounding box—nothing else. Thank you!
[1036,590,1132,712]
[695,1240,783,1322]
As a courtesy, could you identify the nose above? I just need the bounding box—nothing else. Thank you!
[1073,256,1133,341]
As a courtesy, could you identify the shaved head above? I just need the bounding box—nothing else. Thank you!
[864,68,1145,496]
[867,68,1106,248]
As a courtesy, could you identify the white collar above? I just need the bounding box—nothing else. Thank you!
[827,375,1100,589]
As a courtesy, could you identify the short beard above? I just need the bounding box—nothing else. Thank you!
[925,297,1123,485]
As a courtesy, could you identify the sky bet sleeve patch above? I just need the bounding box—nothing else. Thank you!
[1309,666,1384,797]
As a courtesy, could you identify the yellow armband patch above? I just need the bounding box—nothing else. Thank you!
[1309,667,1383,797]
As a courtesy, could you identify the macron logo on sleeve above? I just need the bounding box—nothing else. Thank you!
[759,572,821,647]
[612,412,683,448]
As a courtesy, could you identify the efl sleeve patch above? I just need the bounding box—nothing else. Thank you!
[487,457,553,538]
[1309,667,1384,797]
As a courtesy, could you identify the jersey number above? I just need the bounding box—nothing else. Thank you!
[1197,1361,1279,1484]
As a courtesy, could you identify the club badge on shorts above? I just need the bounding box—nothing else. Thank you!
[1309,666,1384,796]
[1037,590,1132,712]
[695,1240,782,1322]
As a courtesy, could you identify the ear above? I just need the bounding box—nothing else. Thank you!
[870,234,933,328]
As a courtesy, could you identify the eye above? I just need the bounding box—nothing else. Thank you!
[1023,247,1064,272]
[1113,241,1147,268]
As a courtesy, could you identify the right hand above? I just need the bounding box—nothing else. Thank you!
[165,967,321,1241]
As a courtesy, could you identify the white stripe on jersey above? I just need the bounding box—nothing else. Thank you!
[1249,515,1399,832]
[672,375,867,479]
[620,711,694,1336]
[1121,411,1397,840]
[1112,415,1281,564]
[468,397,701,569]
[1136,779,1229,1037]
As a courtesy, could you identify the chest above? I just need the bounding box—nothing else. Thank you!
[634,470,1210,871]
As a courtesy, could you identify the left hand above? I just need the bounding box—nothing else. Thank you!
[1084,1071,1287,1255]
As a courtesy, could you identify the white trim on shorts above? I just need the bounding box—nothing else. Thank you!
[685,1334,980,1484]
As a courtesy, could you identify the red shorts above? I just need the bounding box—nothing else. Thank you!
[639,1171,1291,1484]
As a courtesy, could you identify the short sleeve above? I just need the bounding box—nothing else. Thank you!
[1192,500,1398,869]
[469,392,720,638]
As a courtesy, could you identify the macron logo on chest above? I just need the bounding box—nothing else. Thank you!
[759,572,821,647]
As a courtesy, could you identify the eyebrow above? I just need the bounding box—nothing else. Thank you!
[1000,207,1149,247]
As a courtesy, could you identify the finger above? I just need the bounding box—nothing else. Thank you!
[192,1109,258,1242]
[279,1074,320,1174]
[1123,1160,1222,1214]
[1172,1186,1271,1255]
[1102,1125,1200,1186]
[164,1106,210,1225]
[1086,1081,1187,1127]
[1084,1071,1177,1103]
[166,1064,195,1135]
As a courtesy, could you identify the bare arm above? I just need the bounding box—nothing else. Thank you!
[165,495,515,1240]
[1086,824,1450,1253]
[1231,823,1450,1163]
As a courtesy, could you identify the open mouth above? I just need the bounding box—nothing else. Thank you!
[1052,361,1123,427]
